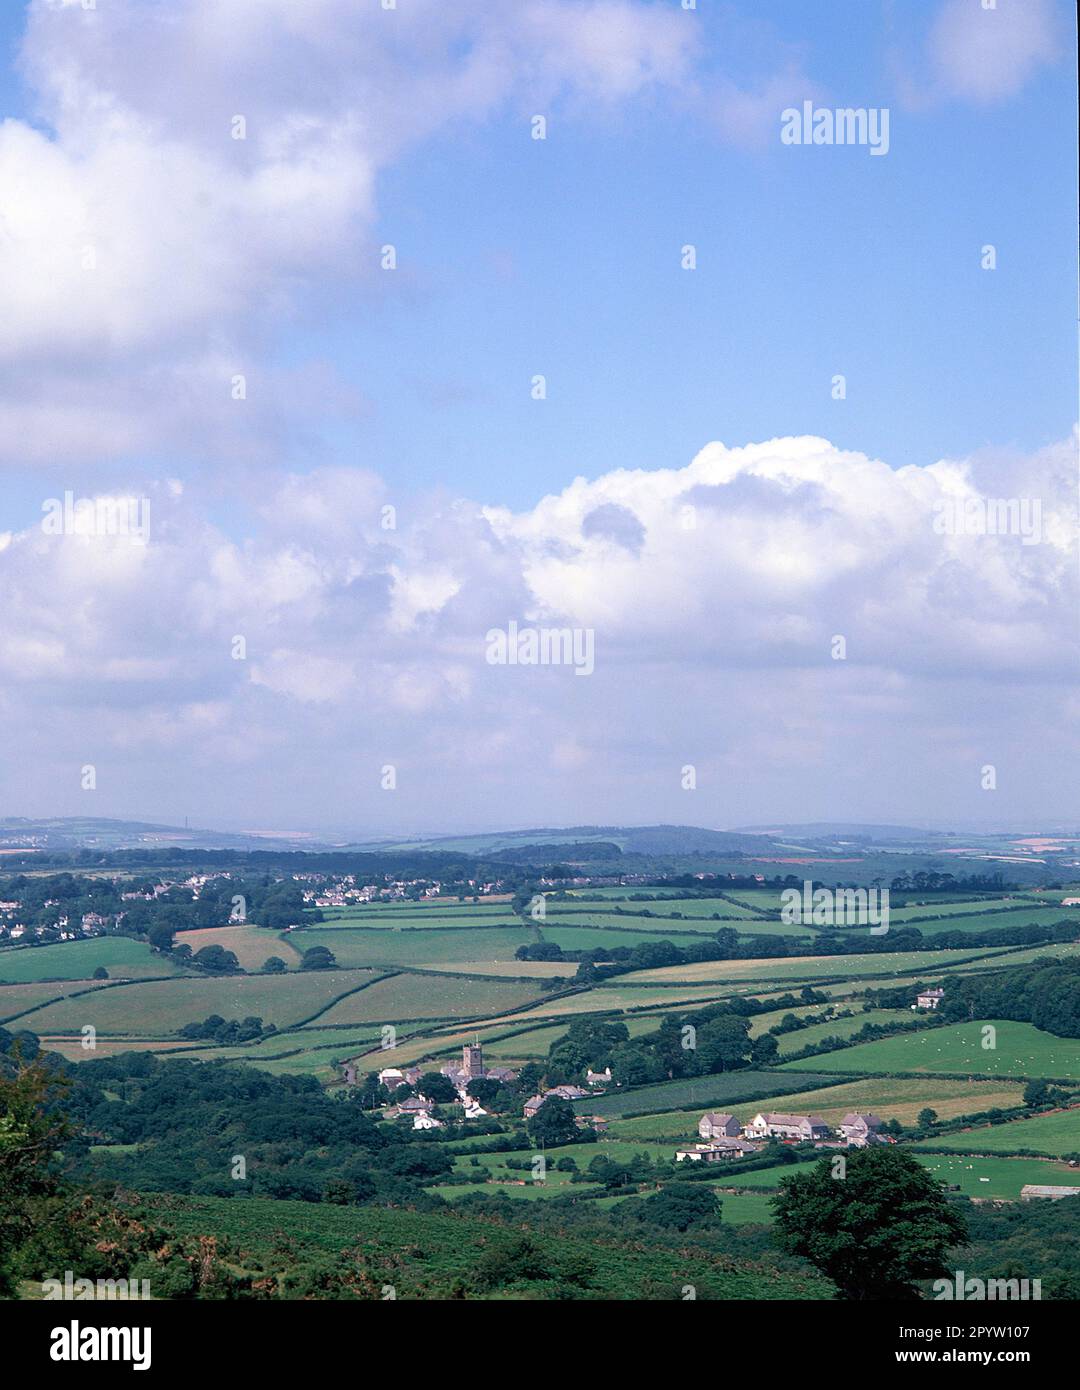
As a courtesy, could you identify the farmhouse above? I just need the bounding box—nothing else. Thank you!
[699,1112,742,1140]
[838,1113,884,1147]
[1020,1185,1080,1201]
[915,988,945,1010]
[747,1112,830,1142]
[586,1067,612,1087]
[523,1095,545,1118]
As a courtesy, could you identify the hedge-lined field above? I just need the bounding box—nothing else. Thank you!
[782,1020,1080,1081]
[11,967,385,1035]
[915,1108,1080,1157]
[0,936,184,983]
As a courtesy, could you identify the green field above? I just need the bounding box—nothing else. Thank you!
[913,1152,1080,1199]
[915,1108,1080,1157]
[11,967,386,1035]
[315,971,543,1026]
[772,1009,921,1055]
[782,1020,1080,1081]
[0,937,183,983]
[893,908,1076,936]
[627,948,1014,987]
[536,925,722,951]
[0,978,114,1023]
[573,1070,846,1119]
[293,926,535,967]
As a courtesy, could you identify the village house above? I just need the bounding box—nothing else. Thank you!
[378,1065,421,1089]
[747,1112,831,1142]
[699,1113,742,1140]
[838,1113,884,1147]
[393,1097,430,1117]
[915,988,945,1010]
[586,1067,612,1087]
[675,1138,759,1162]
[523,1094,545,1118]
[412,1112,443,1131]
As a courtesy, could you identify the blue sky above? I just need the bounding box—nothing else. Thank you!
[0,0,1075,518]
[0,0,1075,834]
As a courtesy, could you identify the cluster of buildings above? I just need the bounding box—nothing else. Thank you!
[304,876,506,909]
[379,1044,519,1130]
[675,1110,886,1163]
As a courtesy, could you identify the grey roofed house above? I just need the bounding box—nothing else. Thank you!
[395,1097,430,1114]
[753,1111,830,1139]
[523,1094,545,1118]
[485,1065,518,1083]
[546,1085,589,1100]
[698,1112,742,1139]
[839,1112,883,1133]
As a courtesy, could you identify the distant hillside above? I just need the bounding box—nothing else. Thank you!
[0,817,332,854]
[733,823,941,842]
[352,824,775,857]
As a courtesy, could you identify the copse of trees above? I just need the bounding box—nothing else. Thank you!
[938,957,1080,1038]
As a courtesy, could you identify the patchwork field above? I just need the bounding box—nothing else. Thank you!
[315,971,543,1026]
[11,968,386,1035]
[782,1020,1080,1081]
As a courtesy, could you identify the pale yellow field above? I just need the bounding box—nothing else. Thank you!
[173,925,301,970]
[410,960,576,978]
[40,1036,203,1061]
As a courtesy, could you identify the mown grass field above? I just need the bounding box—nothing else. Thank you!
[0,937,184,983]
[782,1020,1080,1081]
[915,1107,1080,1157]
